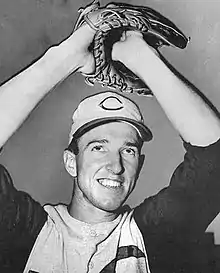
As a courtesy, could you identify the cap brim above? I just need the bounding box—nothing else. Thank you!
[72,117,153,142]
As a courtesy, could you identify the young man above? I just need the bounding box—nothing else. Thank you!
[0,10,220,273]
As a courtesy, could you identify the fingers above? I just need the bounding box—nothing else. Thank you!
[118,30,143,43]
[123,30,143,39]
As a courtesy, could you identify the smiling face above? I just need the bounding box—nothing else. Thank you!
[70,121,144,214]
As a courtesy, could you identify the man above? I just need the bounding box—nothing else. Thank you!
[0,9,220,273]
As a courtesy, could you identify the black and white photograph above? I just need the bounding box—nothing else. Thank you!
[0,0,220,272]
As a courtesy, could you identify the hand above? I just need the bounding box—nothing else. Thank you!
[112,30,159,67]
[71,24,96,75]
[70,8,106,75]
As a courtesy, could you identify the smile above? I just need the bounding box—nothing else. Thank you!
[97,178,122,188]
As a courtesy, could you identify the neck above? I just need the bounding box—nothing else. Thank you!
[68,187,119,224]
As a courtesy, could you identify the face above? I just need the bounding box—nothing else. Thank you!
[73,122,144,212]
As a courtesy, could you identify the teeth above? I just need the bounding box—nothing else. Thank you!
[98,179,121,188]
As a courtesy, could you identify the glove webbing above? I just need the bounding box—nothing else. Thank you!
[84,11,152,95]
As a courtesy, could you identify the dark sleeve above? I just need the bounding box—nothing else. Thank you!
[134,138,220,273]
[0,164,47,271]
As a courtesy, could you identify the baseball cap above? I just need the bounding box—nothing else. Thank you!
[69,91,153,143]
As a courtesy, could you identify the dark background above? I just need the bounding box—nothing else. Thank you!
[0,0,220,248]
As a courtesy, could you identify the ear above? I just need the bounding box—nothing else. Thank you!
[63,150,77,177]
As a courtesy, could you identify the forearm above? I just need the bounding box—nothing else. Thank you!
[114,36,220,146]
[0,25,88,147]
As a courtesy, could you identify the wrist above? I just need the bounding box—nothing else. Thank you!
[113,36,148,70]
[35,40,80,90]
[114,37,162,78]
[42,31,83,77]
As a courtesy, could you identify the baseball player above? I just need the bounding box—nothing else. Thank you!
[0,8,220,273]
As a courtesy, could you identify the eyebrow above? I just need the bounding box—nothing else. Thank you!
[85,139,140,150]
[85,139,109,149]
[124,141,140,149]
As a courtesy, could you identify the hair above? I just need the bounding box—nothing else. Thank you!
[137,135,144,154]
[65,137,79,155]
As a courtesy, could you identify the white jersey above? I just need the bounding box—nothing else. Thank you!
[24,204,151,273]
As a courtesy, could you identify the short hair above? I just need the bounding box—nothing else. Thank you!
[65,138,79,155]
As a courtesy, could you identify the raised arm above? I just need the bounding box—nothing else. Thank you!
[0,23,96,148]
[112,31,220,146]
[112,32,220,272]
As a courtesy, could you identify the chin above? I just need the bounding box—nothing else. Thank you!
[97,197,127,212]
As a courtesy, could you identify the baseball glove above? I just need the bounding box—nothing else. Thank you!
[74,0,189,96]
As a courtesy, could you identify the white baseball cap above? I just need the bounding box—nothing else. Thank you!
[69,91,153,143]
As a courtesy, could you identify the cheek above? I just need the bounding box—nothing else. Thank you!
[126,163,139,191]
[76,155,103,180]
[124,159,139,178]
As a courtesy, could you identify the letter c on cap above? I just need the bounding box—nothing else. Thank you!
[99,96,124,111]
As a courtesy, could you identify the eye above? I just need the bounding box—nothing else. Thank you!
[91,145,105,152]
[122,148,136,156]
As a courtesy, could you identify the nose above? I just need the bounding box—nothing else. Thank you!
[106,152,124,175]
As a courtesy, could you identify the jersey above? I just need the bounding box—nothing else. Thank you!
[24,205,150,273]
[0,139,220,273]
